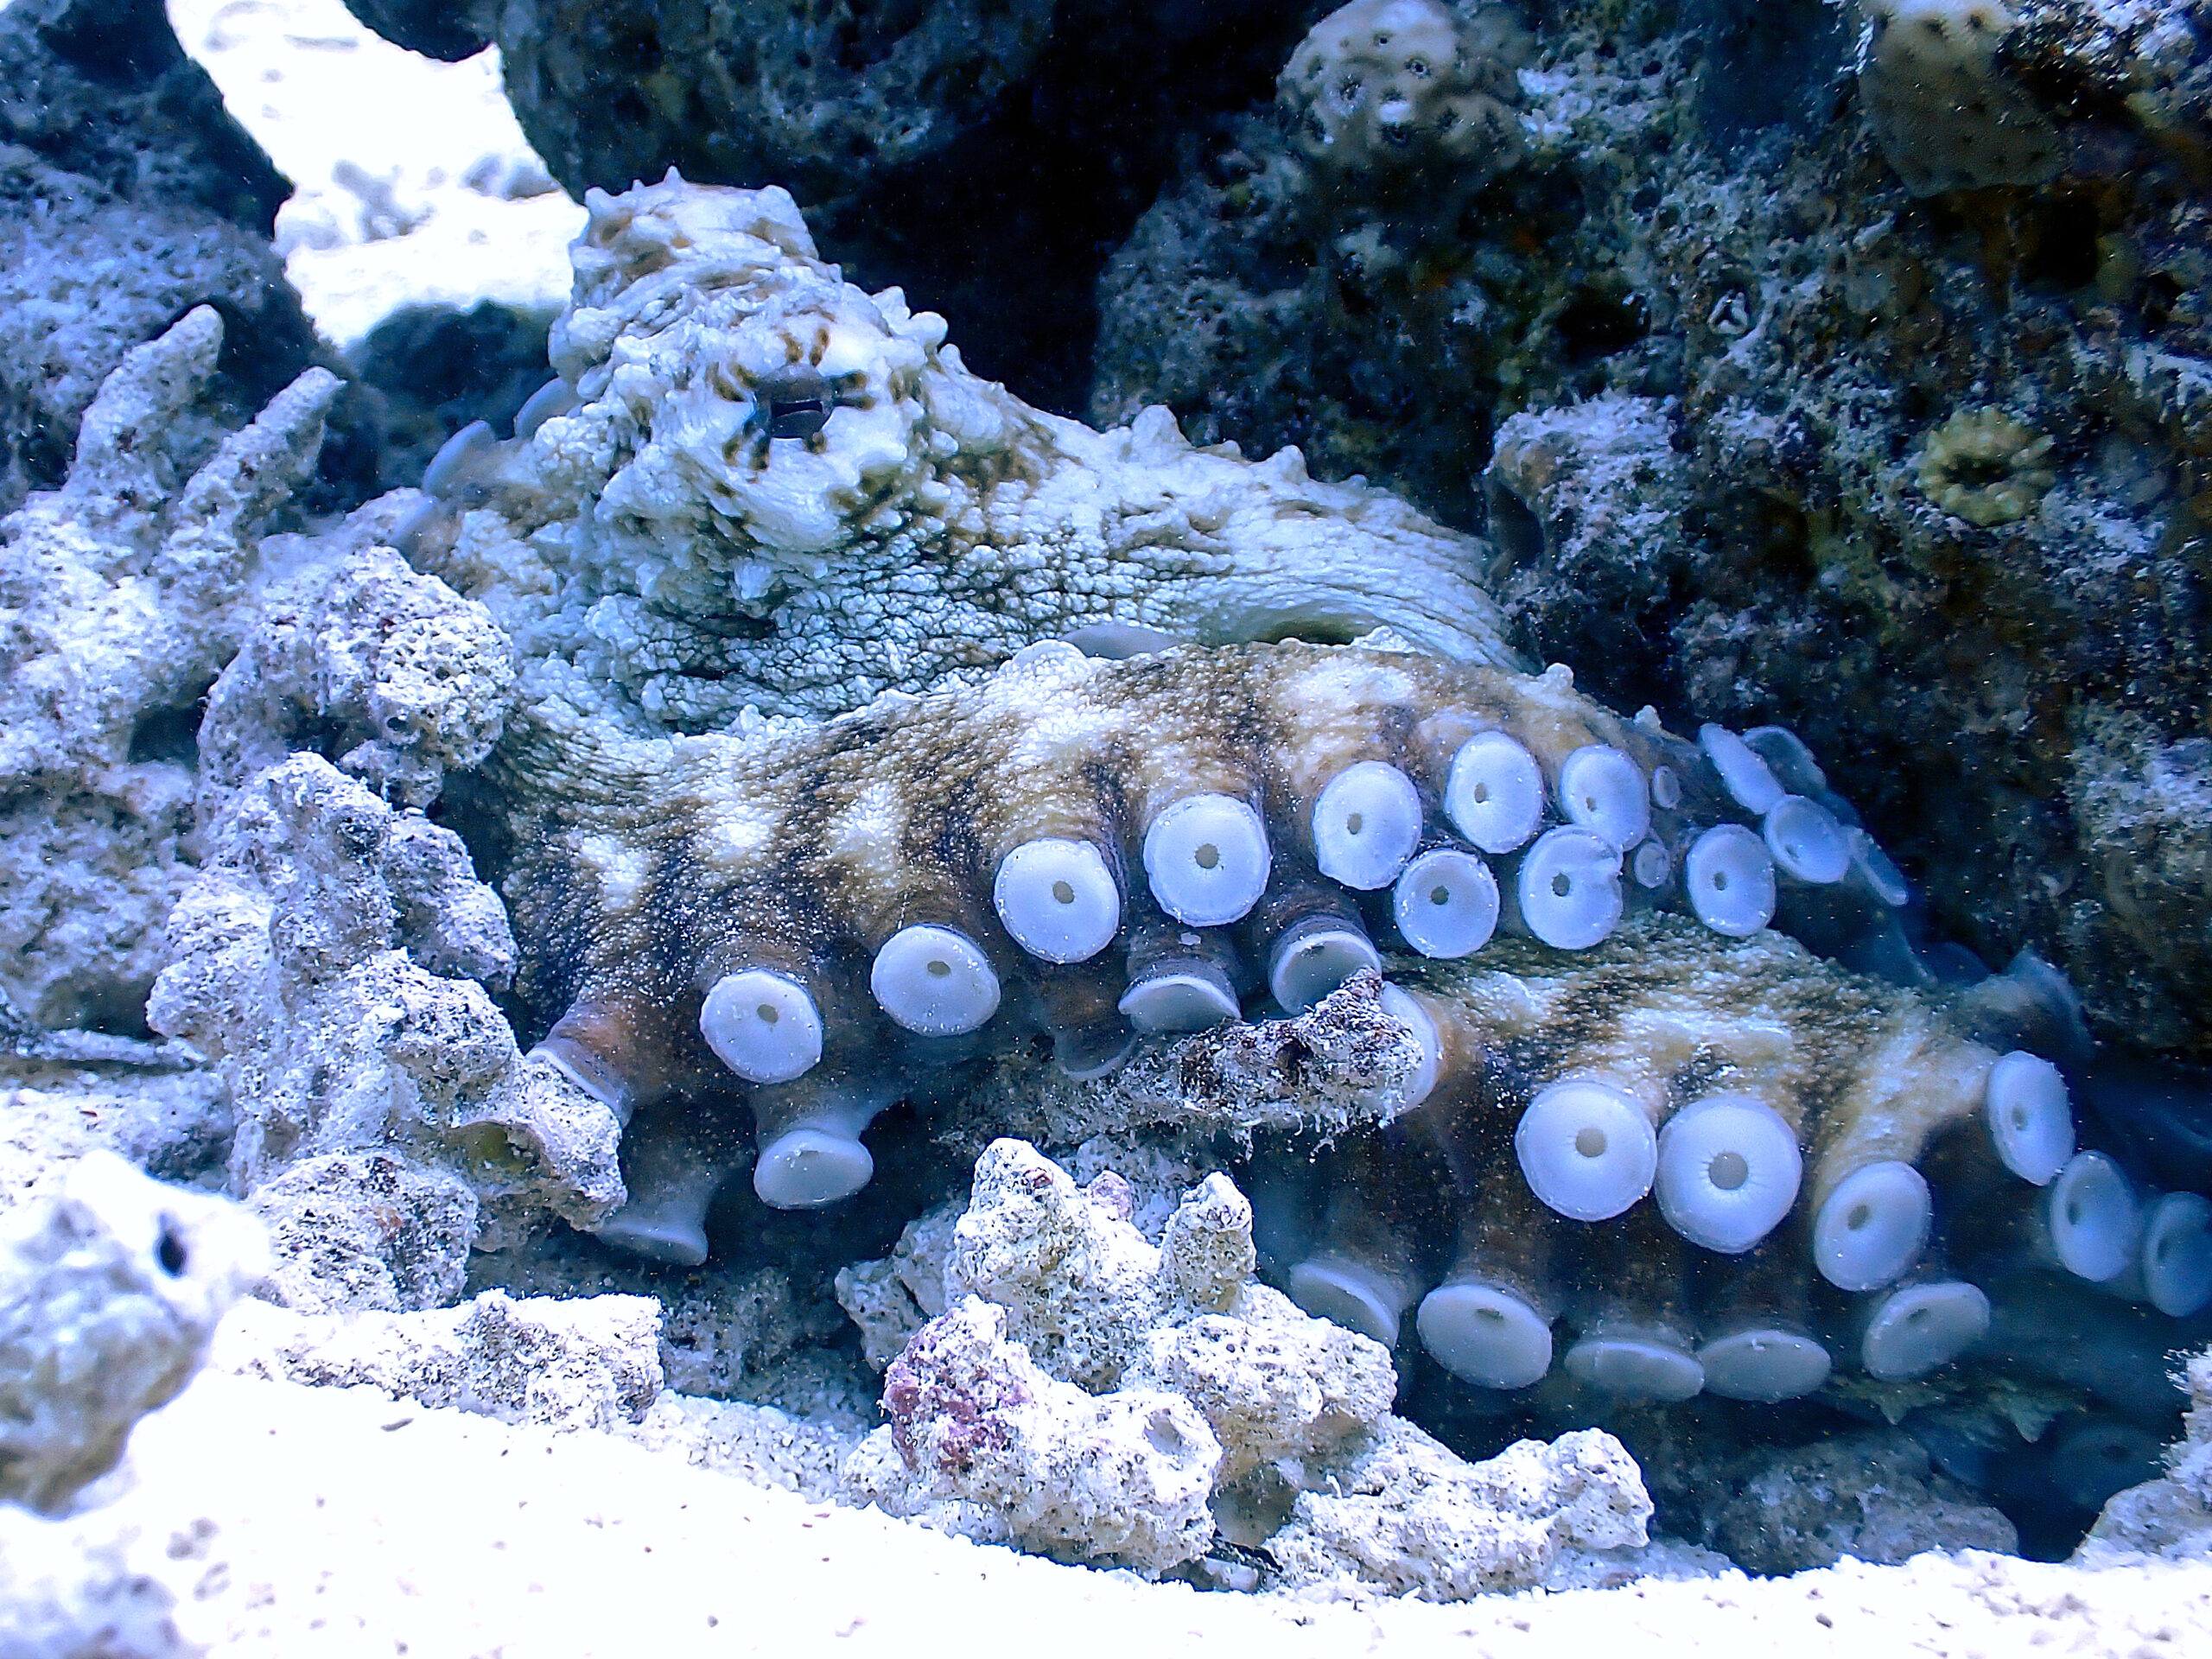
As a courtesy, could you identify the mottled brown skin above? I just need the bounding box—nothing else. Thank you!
[487,636,2170,1397]
[497,641,1726,1103]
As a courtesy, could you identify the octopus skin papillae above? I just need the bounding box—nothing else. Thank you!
[499,633,2210,1408]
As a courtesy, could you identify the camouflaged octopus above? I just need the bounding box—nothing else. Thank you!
[433,175,2211,1409]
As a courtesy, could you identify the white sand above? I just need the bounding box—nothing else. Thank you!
[168,0,584,349]
[61,1368,2207,1656]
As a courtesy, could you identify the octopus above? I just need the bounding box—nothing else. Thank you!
[408,174,2211,1411]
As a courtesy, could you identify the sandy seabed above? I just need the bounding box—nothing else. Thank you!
[52,1369,2202,1657]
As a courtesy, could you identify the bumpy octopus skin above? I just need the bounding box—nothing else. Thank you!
[411,171,1516,731]
[494,637,2209,1402]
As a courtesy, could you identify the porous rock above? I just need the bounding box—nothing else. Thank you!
[0,1151,267,1514]
[955,969,1438,1153]
[1278,0,1529,200]
[246,1151,480,1316]
[2087,1346,2212,1559]
[215,1287,662,1433]
[1706,1431,2020,1574]
[148,753,621,1302]
[196,532,518,813]
[482,1238,824,1401]
[0,309,340,1034]
[0,0,287,232]
[848,1141,1669,1597]
[0,0,373,517]
[1853,0,2062,196]
[1264,1420,1657,1599]
[835,1200,963,1371]
[854,1293,1224,1573]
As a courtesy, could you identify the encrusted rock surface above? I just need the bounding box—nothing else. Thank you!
[1265,1419,1662,1597]
[0,0,373,517]
[0,309,340,1034]
[1092,0,2212,1071]
[147,752,622,1300]
[1703,1431,2021,1574]
[0,1151,265,1514]
[842,1141,1688,1594]
[216,1288,664,1432]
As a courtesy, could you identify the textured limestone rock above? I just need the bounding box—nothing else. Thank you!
[942,1143,1392,1456]
[0,0,373,517]
[1265,1420,1657,1599]
[0,0,289,232]
[0,308,340,1033]
[195,533,518,812]
[0,1152,267,1514]
[1853,0,2062,195]
[215,1288,663,1432]
[1706,1431,2020,1574]
[836,1200,963,1371]
[148,753,622,1301]
[1279,1,1529,200]
[847,1141,1674,1597]
[852,1293,1224,1572]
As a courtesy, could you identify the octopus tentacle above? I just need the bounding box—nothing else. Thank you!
[480,629,2209,1421]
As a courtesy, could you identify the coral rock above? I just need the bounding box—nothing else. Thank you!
[1707,1430,2019,1574]
[0,1151,266,1514]
[868,1294,1224,1573]
[149,753,621,1301]
[1854,0,2063,195]
[1265,1420,1656,1599]
[217,1288,664,1433]
[0,308,340,1032]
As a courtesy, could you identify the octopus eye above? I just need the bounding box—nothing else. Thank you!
[156,1218,188,1276]
[756,364,834,442]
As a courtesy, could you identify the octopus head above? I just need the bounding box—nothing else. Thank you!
[548,172,947,569]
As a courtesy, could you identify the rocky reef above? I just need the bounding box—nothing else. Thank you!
[1090,0,2212,1089]
[9,0,2212,1615]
